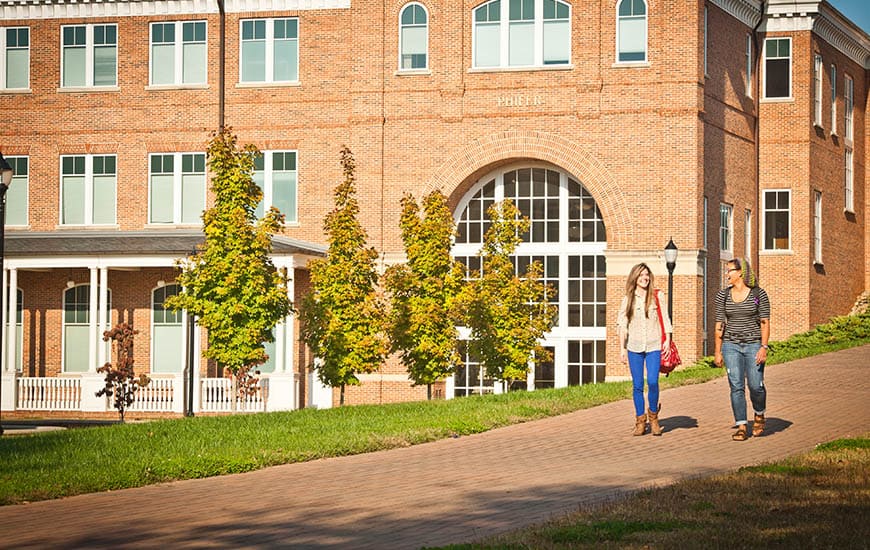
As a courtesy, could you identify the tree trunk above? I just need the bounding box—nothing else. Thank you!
[427,384,432,400]
[340,383,345,406]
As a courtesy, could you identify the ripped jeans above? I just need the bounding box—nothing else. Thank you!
[722,341,766,425]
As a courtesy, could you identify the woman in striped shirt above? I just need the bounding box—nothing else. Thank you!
[714,257,771,441]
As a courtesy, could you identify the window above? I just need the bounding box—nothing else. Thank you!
[5,156,28,226]
[763,190,790,251]
[149,153,206,224]
[150,21,207,86]
[764,37,791,99]
[240,18,298,83]
[813,191,822,264]
[844,75,853,141]
[719,204,732,253]
[744,209,751,259]
[152,284,183,373]
[60,155,117,225]
[745,33,753,97]
[253,151,297,222]
[2,27,29,89]
[399,3,428,70]
[813,54,822,126]
[61,24,117,88]
[617,0,646,63]
[845,148,853,212]
[13,288,22,371]
[703,6,708,76]
[473,0,571,69]
[63,285,111,373]
[830,65,837,135]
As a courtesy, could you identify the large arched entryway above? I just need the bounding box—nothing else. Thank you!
[449,162,607,397]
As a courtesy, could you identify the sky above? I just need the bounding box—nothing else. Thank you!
[828,0,870,35]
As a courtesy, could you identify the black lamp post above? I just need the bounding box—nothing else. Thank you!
[185,246,198,417]
[0,153,15,436]
[664,238,678,322]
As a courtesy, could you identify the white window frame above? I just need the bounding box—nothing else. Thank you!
[830,64,837,135]
[398,3,429,71]
[151,283,184,374]
[763,37,791,100]
[844,75,853,142]
[762,189,791,252]
[703,6,708,76]
[239,17,299,84]
[148,152,207,225]
[813,54,823,127]
[254,150,298,223]
[472,0,573,69]
[719,203,733,255]
[845,147,854,213]
[59,154,117,226]
[149,20,208,86]
[745,33,753,97]
[5,156,28,227]
[616,0,647,64]
[60,23,118,88]
[744,208,751,259]
[62,284,112,373]
[813,191,822,265]
[1,26,29,90]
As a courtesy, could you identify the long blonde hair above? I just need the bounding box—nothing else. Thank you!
[625,263,655,324]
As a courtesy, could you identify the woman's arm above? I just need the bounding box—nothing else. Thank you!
[756,318,770,364]
[713,321,725,367]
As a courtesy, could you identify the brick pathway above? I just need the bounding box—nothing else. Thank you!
[1,345,868,549]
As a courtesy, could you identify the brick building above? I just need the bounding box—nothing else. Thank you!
[0,0,866,416]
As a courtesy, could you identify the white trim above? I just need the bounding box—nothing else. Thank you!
[615,0,648,64]
[761,189,792,252]
[710,0,762,28]
[813,190,822,265]
[762,36,792,101]
[1,0,349,20]
[398,2,429,71]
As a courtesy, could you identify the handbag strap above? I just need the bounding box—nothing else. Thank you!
[653,289,666,345]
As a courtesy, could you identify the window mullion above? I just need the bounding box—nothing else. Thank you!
[266,22,274,82]
[85,25,95,87]
[264,153,273,208]
[499,1,509,67]
[84,156,94,225]
[534,0,543,66]
[174,153,183,223]
[0,32,7,88]
[175,29,184,84]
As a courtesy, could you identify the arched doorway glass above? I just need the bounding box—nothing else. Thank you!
[451,163,607,397]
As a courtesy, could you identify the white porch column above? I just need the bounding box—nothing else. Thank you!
[88,267,98,372]
[192,319,201,413]
[97,267,108,368]
[0,267,6,371]
[266,261,296,412]
[6,267,17,374]
[81,267,107,412]
[0,268,13,411]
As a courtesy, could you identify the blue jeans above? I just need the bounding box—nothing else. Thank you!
[722,341,766,425]
[627,350,660,417]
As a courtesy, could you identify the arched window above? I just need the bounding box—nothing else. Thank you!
[473,0,571,69]
[616,0,647,63]
[63,284,111,373]
[152,284,183,373]
[399,3,428,70]
[452,164,607,397]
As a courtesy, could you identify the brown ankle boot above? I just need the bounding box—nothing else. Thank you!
[633,413,647,436]
[648,405,663,436]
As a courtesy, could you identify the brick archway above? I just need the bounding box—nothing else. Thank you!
[421,130,634,247]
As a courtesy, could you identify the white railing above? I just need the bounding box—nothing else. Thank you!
[17,377,81,411]
[201,377,267,412]
[128,377,176,412]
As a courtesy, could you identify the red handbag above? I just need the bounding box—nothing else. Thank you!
[654,290,681,376]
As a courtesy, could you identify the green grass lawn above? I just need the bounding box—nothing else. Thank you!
[1,311,869,506]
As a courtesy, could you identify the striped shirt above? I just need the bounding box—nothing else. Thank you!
[715,286,770,344]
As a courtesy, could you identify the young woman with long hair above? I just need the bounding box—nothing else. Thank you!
[616,263,673,436]
[714,257,771,441]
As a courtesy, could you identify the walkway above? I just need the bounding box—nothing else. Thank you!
[1,345,868,549]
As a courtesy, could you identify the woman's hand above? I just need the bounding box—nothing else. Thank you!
[620,347,627,364]
[755,346,768,365]
[714,352,723,367]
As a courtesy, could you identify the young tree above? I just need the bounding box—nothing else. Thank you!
[384,191,465,399]
[299,147,388,405]
[96,323,150,422]
[459,200,556,388]
[167,128,293,394]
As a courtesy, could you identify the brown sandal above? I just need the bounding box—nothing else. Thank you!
[732,425,748,441]
[752,414,766,437]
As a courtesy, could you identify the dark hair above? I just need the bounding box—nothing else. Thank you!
[726,257,757,288]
